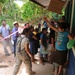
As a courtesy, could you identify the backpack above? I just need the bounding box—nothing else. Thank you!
[16,36,25,53]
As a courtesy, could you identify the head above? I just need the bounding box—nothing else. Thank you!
[24,23,30,28]
[21,28,30,37]
[42,28,47,34]
[29,26,34,32]
[34,28,39,32]
[2,20,6,26]
[58,22,66,32]
[59,16,65,23]
[71,33,75,39]
[13,21,19,28]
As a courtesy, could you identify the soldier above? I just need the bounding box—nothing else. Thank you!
[13,28,35,75]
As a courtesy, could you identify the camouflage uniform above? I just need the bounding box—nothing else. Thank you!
[13,35,33,75]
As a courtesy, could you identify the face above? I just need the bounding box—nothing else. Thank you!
[44,30,47,34]
[2,21,6,26]
[31,27,34,32]
[15,23,19,28]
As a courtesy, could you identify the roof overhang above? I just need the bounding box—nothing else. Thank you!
[30,0,50,8]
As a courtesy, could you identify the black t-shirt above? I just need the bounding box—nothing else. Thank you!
[29,32,36,42]
[48,28,55,44]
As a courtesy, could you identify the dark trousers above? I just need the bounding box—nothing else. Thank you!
[13,39,17,56]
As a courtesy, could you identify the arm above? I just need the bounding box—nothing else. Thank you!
[32,35,38,40]
[51,38,55,47]
[68,34,73,40]
[0,27,3,38]
[44,17,58,32]
[0,33,3,38]
[8,25,11,34]
[25,43,33,58]
[40,38,46,50]
[25,43,35,63]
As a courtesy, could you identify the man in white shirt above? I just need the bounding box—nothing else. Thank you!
[0,20,14,56]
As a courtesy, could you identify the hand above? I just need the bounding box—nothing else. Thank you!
[31,56,36,64]
[44,47,46,51]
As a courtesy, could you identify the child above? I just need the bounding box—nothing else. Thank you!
[44,17,73,75]
[40,28,48,65]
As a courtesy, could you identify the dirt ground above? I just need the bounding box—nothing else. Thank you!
[0,43,53,75]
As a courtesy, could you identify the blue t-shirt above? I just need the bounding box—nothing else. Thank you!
[55,31,69,51]
[12,27,18,40]
[40,33,47,48]
[43,21,48,29]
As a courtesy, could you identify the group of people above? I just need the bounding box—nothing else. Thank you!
[0,16,74,75]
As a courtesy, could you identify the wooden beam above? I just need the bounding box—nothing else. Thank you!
[30,0,46,8]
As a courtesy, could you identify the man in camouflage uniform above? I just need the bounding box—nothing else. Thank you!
[13,28,35,75]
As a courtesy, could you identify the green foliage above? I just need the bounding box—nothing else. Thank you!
[0,0,8,3]
[0,0,20,28]
[21,1,64,23]
[0,0,64,28]
[21,1,44,21]
[51,13,62,21]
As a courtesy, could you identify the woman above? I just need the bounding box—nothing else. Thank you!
[29,26,38,62]
[13,28,35,75]
[44,17,73,75]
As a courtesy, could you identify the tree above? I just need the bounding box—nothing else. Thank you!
[0,0,21,28]
[21,1,45,21]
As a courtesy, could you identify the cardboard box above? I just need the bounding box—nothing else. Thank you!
[48,0,66,14]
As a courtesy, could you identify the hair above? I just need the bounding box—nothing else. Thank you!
[1,20,6,22]
[21,28,29,35]
[34,28,39,32]
[62,16,65,20]
[24,23,29,26]
[58,22,67,30]
[42,28,47,32]
[29,26,34,30]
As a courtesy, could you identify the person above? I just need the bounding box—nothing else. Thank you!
[38,23,41,31]
[12,21,19,56]
[29,26,38,62]
[40,28,48,65]
[24,23,30,28]
[48,21,55,49]
[48,21,55,63]
[44,17,73,75]
[59,16,70,31]
[13,28,35,75]
[33,28,40,49]
[59,16,66,23]
[43,20,48,29]
[0,20,14,56]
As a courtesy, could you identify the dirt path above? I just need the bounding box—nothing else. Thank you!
[0,43,53,75]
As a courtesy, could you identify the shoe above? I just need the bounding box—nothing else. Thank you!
[40,57,45,65]
[40,60,45,65]
[32,71,36,75]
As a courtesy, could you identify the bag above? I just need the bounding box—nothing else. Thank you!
[17,37,25,53]
[41,47,48,54]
